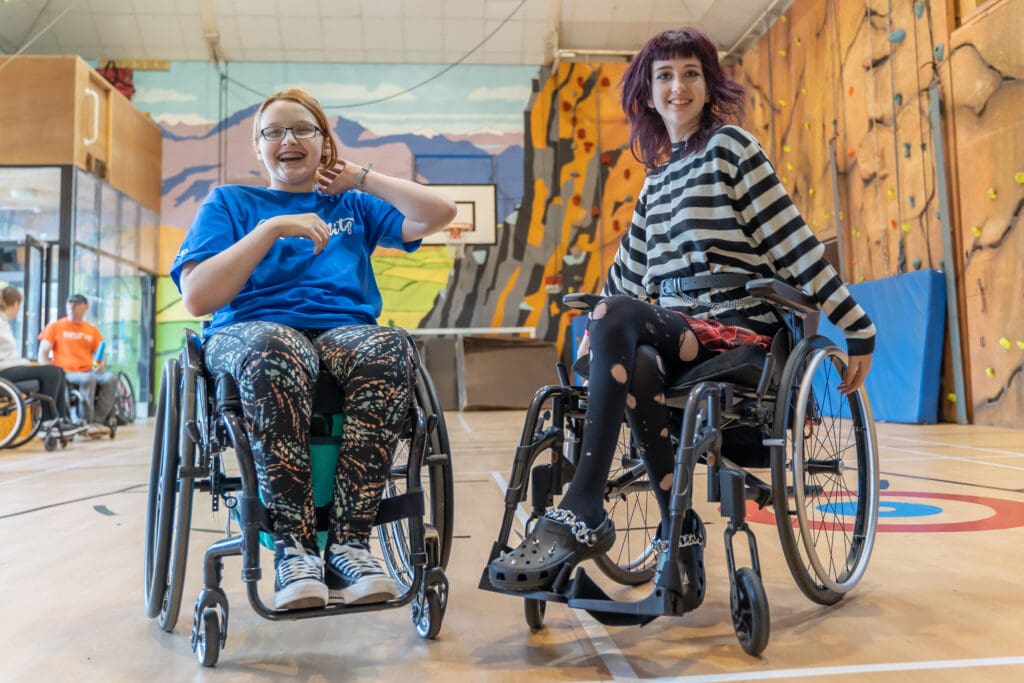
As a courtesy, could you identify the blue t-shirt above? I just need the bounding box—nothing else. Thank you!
[170,185,418,336]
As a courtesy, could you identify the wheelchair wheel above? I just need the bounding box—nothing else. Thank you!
[143,357,197,632]
[8,398,42,449]
[0,377,26,449]
[114,371,136,425]
[412,585,445,639]
[593,423,659,586]
[771,336,880,605]
[144,359,177,619]
[193,607,220,667]
[524,598,546,632]
[731,567,770,656]
[380,350,455,591]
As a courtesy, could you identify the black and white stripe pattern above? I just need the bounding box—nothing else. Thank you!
[603,125,875,356]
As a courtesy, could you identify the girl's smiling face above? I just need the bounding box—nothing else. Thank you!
[255,100,325,192]
[647,57,709,143]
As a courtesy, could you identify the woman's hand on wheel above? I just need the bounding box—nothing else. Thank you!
[260,213,331,254]
[838,353,872,395]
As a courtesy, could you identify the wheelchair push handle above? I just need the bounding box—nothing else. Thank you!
[562,293,603,312]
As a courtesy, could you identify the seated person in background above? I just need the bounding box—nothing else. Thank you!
[488,28,876,592]
[37,294,117,427]
[172,87,456,610]
[0,286,76,428]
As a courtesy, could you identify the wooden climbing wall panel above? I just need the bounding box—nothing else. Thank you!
[945,0,1024,427]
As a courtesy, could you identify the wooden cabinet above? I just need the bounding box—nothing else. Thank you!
[0,55,162,212]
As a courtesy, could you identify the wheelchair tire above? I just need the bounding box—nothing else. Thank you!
[194,607,220,668]
[731,567,770,656]
[0,377,26,449]
[144,359,177,619]
[114,371,136,425]
[8,399,42,449]
[524,598,546,632]
[412,585,445,640]
[380,346,455,592]
[593,423,659,586]
[770,336,880,606]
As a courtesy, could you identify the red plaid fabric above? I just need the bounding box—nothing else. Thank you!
[680,313,773,353]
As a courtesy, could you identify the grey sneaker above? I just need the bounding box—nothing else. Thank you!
[325,542,399,605]
[273,542,327,610]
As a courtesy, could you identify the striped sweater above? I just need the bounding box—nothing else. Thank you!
[602,125,875,356]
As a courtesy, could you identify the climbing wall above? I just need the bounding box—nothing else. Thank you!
[422,62,645,359]
[945,0,1024,427]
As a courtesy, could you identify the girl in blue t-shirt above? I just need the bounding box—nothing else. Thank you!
[172,88,456,611]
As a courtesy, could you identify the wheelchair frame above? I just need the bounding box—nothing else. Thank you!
[143,328,454,667]
[0,375,86,450]
[481,279,880,656]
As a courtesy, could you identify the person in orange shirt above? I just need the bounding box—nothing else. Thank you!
[37,294,116,426]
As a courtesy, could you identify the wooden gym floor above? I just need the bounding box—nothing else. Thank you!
[1,411,1023,682]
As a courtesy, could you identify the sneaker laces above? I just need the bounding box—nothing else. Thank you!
[327,543,386,577]
[277,538,323,583]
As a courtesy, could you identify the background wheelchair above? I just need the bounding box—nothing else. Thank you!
[0,375,85,451]
[143,328,454,667]
[481,279,880,656]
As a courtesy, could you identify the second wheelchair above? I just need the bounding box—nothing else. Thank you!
[144,328,454,667]
[481,279,880,656]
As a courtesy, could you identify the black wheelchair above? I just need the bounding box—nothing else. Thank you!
[0,375,86,451]
[480,279,879,656]
[143,328,454,667]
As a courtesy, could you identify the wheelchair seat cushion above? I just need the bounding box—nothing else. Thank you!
[14,379,41,394]
[667,344,767,394]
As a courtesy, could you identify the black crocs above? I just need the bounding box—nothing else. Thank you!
[488,508,616,591]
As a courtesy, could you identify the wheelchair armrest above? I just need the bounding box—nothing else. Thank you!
[563,293,603,312]
[745,278,817,315]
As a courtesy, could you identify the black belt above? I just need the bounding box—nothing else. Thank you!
[659,274,752,298]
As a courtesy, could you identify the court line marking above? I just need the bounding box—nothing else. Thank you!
[0,448,136,486]
[614,654,1024,681]
[455,412,473,433]
[490,471,640,682]
[882,446,1024,472]
[883,435,1024,458]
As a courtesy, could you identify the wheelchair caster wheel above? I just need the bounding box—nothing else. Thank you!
[192,607,220,667]
[411,585,445,639]
[44,434,57,452]
[524,598,546,632]
[730,567,770,656]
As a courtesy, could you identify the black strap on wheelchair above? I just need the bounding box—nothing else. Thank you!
[311,492,425,532]
[658,273,753,298]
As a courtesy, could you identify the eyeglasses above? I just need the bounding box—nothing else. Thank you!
[259,125,323,141]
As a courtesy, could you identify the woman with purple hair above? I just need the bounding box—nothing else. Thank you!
[488,28,875,592]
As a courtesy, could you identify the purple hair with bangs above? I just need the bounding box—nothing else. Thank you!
[620,28,745,171]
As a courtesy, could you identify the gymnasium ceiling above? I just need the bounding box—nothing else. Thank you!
[0,0,791,67]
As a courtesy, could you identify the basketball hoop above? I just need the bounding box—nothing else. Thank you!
[447,225,463,241]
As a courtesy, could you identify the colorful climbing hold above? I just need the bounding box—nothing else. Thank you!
[934,44,944,61]
[800,87,807,95]
[909,195,916,208]
[999,337,1012,350]
[987,186,998,199]
[778,98,787,107]
[890,219,898,229]
[947,393,956,404]
[808,188,815,196]
[888,29,907,43]
[779,49,787,57]
[781,176,788,184]
[985,367,996,379]
[795,37,802,46]
[915,2,926,19]
[823,211,830,219]
[848,85,854,96]
[780,14,787,22]
[894,93,903,105]
[888,188,896,198]
[902,223,911,233]
[903,142,911,158]
[839,211,844,221]
[1018,341,1024,350]
[854,229,861,238]
[971,226,982,237]
[1015,171,1024,184]
[786,162,793,171]
[783,144,791,153]
[913,259,922,269]
[804,122,812,130]
[848,148,856,158]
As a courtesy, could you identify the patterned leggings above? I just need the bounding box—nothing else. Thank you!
[204,322,412,552]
